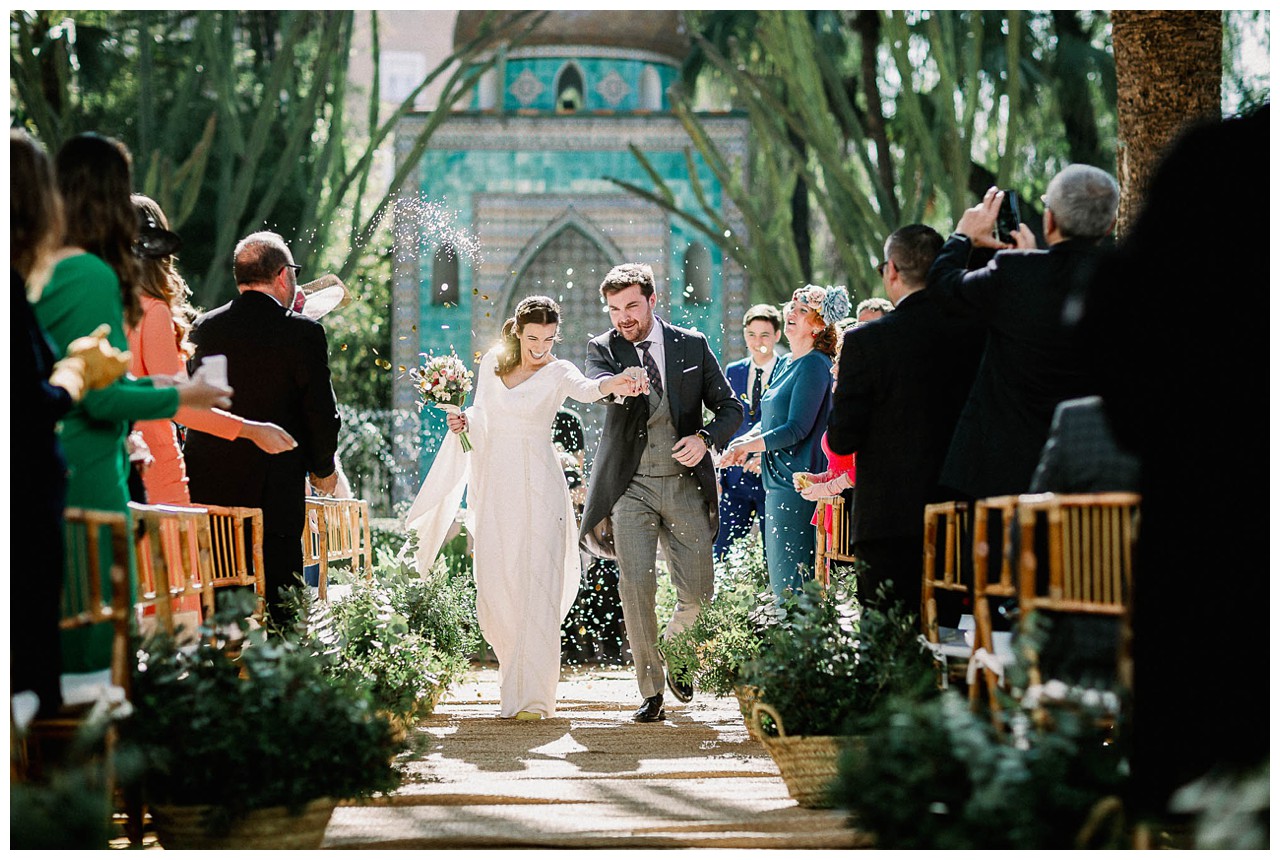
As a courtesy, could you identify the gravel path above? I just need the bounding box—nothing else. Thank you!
[323,664,870,850]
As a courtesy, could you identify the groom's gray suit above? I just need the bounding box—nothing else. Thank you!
[580,317,743,699]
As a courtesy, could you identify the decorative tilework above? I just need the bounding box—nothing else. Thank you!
[390,97,750,499]
[509,69,545,107]
[594,70,631,107]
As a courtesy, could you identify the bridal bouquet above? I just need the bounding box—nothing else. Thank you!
[410,351,475,452]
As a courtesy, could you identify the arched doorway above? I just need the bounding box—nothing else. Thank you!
[506,225,615,463]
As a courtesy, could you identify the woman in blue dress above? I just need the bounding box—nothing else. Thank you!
[722,285,849,596]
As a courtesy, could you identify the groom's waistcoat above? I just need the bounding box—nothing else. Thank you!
[636,384,684,477]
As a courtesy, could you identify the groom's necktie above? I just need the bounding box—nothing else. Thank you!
[750,364,763,420]
[637,341,663,403]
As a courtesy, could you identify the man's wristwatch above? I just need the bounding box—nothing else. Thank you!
[695,429,714,450]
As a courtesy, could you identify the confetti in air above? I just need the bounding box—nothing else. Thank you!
[388,194,484,266]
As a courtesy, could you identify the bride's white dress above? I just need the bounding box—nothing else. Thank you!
[406,348,606,717]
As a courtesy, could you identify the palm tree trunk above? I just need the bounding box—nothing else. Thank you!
[1112,11,1222,235]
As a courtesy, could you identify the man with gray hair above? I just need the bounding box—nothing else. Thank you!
[926,165,1118,499]
[854,296,895,323]
[185,231,341,619]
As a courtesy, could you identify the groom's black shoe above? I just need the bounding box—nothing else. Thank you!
[632,694,665,723]
[666,665,694,703]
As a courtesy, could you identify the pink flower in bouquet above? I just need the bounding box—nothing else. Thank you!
[409,351,475,452]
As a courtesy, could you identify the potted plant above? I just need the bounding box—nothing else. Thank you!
[120,590,402,849]
[661,539,772,731]
[740,576,935,808]
[831,688,1128,848]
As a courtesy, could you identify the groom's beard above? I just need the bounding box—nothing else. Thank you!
[617,315,654,342]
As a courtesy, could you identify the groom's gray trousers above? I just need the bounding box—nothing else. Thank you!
[611,472,715,699]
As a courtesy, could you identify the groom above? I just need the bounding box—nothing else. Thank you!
[580,263,743,723]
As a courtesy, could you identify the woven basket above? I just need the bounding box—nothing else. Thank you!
[733,684,762,741]
[750,701,854,809]
[150,796,336,849]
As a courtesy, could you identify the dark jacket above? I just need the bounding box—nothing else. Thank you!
[926,235,1101,499]
[1028,396,1140,494]
[720,354,785,499]
[184,290,340,540]
[827,289,983,542]
[579,317,742,558]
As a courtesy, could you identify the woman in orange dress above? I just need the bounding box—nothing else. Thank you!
[126,195,295,505]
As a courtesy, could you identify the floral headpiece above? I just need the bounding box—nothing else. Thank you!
[821,286,851,325]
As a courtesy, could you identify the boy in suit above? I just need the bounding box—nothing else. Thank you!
[714,304,786,560]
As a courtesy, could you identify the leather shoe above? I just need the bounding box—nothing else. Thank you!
[666,665,694,703]
[632,694,665,723]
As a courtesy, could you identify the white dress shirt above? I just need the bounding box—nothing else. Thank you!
[747,353,778,402]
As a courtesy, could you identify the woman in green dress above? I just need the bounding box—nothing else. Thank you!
[33,133,230,673]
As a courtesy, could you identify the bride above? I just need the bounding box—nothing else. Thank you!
[406,295,644,719]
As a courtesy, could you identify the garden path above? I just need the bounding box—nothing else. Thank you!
[322,664,870,850]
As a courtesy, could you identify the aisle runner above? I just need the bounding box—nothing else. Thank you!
[323,667,869,849]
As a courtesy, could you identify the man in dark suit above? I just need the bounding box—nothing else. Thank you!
[1028,395,1140,495]
[185,231,340,618]
[714,303,786,560]
[826,225,984,615]
[926,166,1118,501]
[580,263,742,722]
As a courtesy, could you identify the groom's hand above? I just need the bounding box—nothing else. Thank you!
[672,434,708,467]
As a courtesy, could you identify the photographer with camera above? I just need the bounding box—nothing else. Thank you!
[926,164,1119,501]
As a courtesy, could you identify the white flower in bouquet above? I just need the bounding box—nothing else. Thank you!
[409,351,476,452]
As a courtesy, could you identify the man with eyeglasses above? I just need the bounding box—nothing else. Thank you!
[826,225,983,617]
[925,165,1119,502]
[184,231,341,620]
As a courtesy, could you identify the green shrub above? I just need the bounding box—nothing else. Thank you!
[661,536,771,696]
[122,591,402,836]
[834,690,1128,849]
[297,542,480,724]
[740,576,935,738]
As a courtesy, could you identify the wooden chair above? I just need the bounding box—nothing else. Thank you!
[1015,492,1141,695]
[302,497,374,601]
[814,494,857,586]
[967,495,1021,710]
[921,501,973,686]
[129,503,216,640]
[200,505,266,620]
[18,508,132,783]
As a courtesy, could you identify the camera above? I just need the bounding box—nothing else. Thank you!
[995,189,1021,244]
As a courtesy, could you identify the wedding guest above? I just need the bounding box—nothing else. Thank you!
[184,231,341,620]
[926,166,1118,501]
[33,132,231,674]
[11,129,128,713]
[126,194,295,506]
[792,320,857,565]
[854,296,894,323]
[827,225,983,615]
[714,303,786,560]
[723,284,848,597]
[1076,106,1267,822]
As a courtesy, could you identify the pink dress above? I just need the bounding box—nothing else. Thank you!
[810,431,856,537]
[126,295,243,504]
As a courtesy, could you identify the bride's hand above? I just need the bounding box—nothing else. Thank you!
[446,412,467,434]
